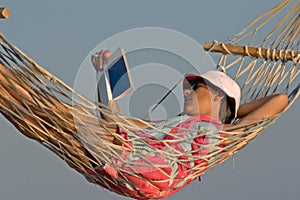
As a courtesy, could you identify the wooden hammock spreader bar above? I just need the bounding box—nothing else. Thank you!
[0,7,10,19]
[204,42,300,63]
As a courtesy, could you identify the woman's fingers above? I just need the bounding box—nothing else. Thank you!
[102,50,111,64]
[91,50,111,72]
[91,54,100,71]
[97,50,104,71]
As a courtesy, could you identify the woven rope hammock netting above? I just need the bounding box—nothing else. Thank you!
[0,0,299,199]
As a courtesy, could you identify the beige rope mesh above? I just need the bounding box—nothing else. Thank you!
[0,0,299,199]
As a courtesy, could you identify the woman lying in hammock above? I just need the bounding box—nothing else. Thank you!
[0,50,288,199]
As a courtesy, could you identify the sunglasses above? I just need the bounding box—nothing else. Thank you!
[183,79,208,91]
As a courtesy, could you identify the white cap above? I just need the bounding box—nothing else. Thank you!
[184,71,241,120]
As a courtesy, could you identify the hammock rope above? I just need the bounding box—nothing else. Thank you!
[0,0,299,199]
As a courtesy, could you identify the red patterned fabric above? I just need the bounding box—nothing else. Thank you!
[75,115,222,199]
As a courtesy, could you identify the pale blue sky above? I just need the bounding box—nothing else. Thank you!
[0,1,299,200]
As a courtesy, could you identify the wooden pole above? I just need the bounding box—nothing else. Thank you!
[0,7,10,19]
[204,42,300,63]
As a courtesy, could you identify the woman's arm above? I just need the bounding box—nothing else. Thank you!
[91,50,121,117]
[222,94,288,148]
[237,94,288,125]
[223,94,288,130]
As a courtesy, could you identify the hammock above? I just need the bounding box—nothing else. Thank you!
[0,0,299,199]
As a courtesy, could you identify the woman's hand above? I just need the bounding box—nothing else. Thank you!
[91,50,112,72]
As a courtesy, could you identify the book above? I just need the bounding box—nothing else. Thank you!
[96,48,133,106]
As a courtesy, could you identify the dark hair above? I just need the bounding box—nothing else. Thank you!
[193,78,234,123]
[220,96,234,123]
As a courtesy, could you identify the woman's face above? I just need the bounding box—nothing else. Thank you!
[183,79,214,116]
